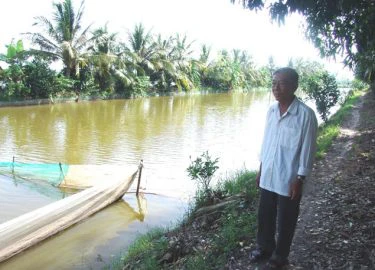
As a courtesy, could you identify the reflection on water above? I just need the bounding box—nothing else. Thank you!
[0,175,61,223]
[0,92,270,197]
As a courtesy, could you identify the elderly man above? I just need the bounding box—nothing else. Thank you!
[250,67,318,268]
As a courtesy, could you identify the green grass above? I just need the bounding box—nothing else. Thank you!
[219,170,258,196]
[196,169,258,268]
[316,90,363,159]
[106,228,168,270]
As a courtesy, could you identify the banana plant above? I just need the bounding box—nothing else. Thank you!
[0,40,26,65]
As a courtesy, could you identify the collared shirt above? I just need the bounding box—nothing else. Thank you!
[259,97,318,196]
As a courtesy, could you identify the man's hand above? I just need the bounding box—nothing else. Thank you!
[255,172,261,188]
[289,178,303,200]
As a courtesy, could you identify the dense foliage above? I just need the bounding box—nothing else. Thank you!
[287,58,341,122]
[0,40,72,100]
[231,0,375,88]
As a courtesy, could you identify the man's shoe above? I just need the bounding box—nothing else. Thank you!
[249,248,272,263]
[264,256,289,269]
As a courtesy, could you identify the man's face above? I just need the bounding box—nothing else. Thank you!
[272,73,296,103]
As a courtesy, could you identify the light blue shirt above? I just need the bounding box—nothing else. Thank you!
[260,97,318,196]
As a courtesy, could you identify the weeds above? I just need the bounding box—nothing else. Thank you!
[115,228,167,270]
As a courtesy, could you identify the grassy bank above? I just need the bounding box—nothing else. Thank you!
[107,89,365,270]
[316,90,363,159]
[110,169,259,270]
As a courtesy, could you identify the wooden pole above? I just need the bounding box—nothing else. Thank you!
[12,156,15,174]
[136,160,143,196]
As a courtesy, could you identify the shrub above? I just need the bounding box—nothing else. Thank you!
[132,75,150,97]
[305,71,340,122]
[186,151,219,198]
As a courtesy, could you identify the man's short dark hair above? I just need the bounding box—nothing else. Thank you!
[273,67,299,86]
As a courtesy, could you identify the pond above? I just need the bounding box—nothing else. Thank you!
[0,91,272,269]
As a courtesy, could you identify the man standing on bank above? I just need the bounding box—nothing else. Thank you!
[250,67,318,269]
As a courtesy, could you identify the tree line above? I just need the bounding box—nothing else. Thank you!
[0,0,360,122]
[0,0,273,101]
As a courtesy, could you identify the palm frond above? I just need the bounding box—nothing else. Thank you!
[73,0,86,35]
[28,49,61,61]
[24,32,60,53]
[73,23,93,49]
[114,70,133,86]
[33,16,60,42]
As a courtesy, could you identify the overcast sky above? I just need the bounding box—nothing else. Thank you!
[0,0,352,79]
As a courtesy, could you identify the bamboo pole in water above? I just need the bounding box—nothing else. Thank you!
[136,160,143,196]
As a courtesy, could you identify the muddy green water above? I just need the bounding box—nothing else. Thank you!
[0,91,271,269]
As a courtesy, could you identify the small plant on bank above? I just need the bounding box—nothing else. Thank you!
[186,151,219,202]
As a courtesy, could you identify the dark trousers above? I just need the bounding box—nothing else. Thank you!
[256,188,301,259]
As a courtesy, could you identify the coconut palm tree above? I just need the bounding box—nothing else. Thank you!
[171,34,194,68]
[197,44,213,87]
[90,24,118,55]
[199,44,211,64]
[236,50,262,88]
[109,23,156,95]
[89,24,119,92]
[126,23,158,76]
[170,33,196,91]
[151,34,178,90]
[26,0,92,78]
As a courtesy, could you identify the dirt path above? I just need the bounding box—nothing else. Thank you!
[288,91,375,269]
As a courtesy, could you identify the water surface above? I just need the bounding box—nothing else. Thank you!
[0,91,271,268]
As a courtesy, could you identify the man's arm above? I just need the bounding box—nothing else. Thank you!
[290,110,318,199]
[255,163,262,187]
[297,111,318,177]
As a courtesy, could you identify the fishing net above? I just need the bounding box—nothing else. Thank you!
[0,161,134,189]
[0,165,139,263]
[0,161,68,187]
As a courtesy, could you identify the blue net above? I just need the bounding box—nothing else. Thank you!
[0,161,69,187]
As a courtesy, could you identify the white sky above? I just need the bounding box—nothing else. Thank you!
[0,0,352,79]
